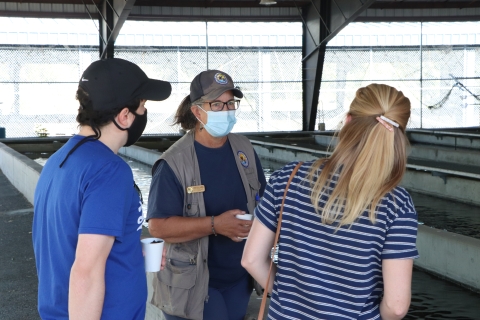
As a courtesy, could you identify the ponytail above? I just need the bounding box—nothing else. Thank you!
[173,95,199,130]
[308,84,411,227]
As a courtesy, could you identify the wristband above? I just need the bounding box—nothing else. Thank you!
[211,216,217,236]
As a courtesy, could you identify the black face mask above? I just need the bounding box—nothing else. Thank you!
[114,109,148,147]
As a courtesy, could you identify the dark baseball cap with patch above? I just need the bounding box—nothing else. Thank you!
[79,58,172,111]
[190,70,243,102]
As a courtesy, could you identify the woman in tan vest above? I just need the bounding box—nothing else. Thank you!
[147,70,266,320]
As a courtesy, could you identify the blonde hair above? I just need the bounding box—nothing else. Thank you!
[308,84,411,227]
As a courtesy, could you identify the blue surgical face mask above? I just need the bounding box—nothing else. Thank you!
[197,106,237,137]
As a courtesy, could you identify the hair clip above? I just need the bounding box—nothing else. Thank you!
[380,115,399,127]
[376,115,399,132]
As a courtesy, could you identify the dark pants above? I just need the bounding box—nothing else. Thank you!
[163,273,252,320]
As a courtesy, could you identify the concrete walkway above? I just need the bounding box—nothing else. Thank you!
[0,169,39,320]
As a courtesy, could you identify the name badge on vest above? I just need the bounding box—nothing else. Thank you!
[187,185,205,194]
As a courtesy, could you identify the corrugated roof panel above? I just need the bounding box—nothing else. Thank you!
[74,4,88,12]
[404,9,414,17]
[249,7,263,16]
[210,8,221,16]
[228,7,241,15]
[160,7,172,15]
[239,7,251,16]
[40,3,52,12]
[70,4,84,13]
[5,3,17,11]
[172,7,183,15]
[282,7,294,15]
[150,6,161,15]
[52,4,63,12]
[140,6,150,15]
[274,7,284,16]
[0,2,94,14]
[131,5,147,15]
[222,7,232,16]
[0,3,300,18]
[64,4,75,13]
[361,7,480,18]
[17,3,29,11]
[186,7,198,15]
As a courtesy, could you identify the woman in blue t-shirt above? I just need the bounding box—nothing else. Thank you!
[243,83,418,320]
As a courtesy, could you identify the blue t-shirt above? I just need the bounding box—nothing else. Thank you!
[33,135,147,320]
[147,139,266,289]
[255,161,419,320]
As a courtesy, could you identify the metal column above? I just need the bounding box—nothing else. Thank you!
[98,0,137,59]
[99,0,114,58]
[301,0,375,131]
[302,0,329,131]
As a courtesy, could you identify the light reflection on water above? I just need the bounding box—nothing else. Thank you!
[34,157,293,222]
[407,270,480,319]
[34,156,480,318]
[122,158,152,220]
[37,156,480,239]
[411,191,480,240]
[35,158,48,166]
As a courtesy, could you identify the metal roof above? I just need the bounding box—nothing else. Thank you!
[0,0,478,21]
[0,1,308,21]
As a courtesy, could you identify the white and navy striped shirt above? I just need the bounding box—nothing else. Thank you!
[255,161,419,320]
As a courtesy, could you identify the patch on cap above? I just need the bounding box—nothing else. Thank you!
[214,72,228,85]
[237,151,249,168]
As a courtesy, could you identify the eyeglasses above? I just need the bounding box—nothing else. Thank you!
[204,99,240,112]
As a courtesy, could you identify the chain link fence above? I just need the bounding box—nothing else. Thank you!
[2,23,480,137]
[319,44,480,130]
[0,45,302,138]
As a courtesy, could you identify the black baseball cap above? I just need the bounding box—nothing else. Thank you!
[190,70,243,102]
[79,58,172,111]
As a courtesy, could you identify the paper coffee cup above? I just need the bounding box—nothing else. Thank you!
[141,237,164,272]
[235,213,253,221]
[236,213,253,239]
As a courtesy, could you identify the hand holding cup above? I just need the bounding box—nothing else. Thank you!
[141,237,164,272]
[235,213,253,239]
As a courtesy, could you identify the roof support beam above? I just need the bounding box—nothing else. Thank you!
[302,0,374,131]
[302,0,329,131]
[99,0,136,59]
[302,0,375,62]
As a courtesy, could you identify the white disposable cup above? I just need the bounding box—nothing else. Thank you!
[141,237,164,272]
[235,213,253,221]
[236,213,253,239]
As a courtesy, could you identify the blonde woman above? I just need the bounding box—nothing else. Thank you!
[242,84,418,320]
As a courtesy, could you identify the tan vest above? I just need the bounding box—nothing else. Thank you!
[150,130,261,320]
